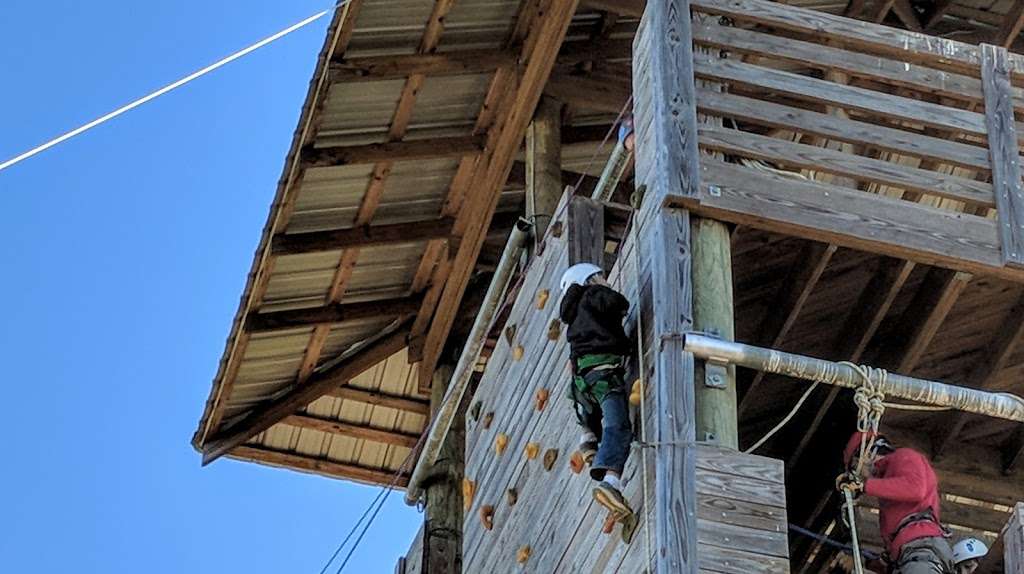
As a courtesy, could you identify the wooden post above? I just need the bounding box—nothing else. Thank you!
[567,196,606,266]
[980,43,1024,268]
[1005,503,1024,573]
[690,217,737,449]
[423,364,463,574]
[527,95,564,242]
[633,0,701,571]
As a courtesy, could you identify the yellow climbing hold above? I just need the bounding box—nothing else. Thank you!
[547,319,561,341]
[462,478,476,511]
[524,442,540,460]
[629,379,643,406]
[495,433,509,455]
[516,545,532,564]
[534,388,550,411]
[513,345,524,360]
[536,289,550,310]
[480,505,494,530]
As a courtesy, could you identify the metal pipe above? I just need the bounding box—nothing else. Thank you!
[590,139,633,202]
[683,334,1024,422]
[405,218,532,505]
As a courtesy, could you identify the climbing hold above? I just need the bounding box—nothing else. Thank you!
[513,345,524,360]
[547,319,561,341]
[506,488,518,507]
[602,512,617,534]
[569,451,585,474]
[620,512,638,544]
[534,388,550,411]
[516,545,532,564]
[551,220,563,237]
[480,505,494,530]
[524,442,540,460]
[543,448,559,471]
[463,478,476,511]
[495,433,509,455]
[504,324,517,345]
[536,289,550,310]
[470,400,482,421]
[482,412,494,430]
[629,379,643,407]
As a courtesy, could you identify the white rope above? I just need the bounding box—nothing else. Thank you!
[744,380,820,454]
[0,3,345,174]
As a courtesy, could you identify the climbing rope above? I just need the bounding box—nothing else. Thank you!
[843,363,888,574]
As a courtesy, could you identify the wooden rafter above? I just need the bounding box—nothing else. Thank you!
[580,0,643,18]
[415,0,582,387]
[738,242,836,416]
[932,293,1024,458]
[923,0,955,29]
[245,296,423,334]
[890,0,922,32]
[326,386,430,416]
[282,414,421,448]
[300,134,485,168]
[202,325,412,464]
[231,445,409,487]
[996,2,1024,48]
[329,50,515,82]
[270,218,456,256]
[545,70,631,114]
[868,0,897,24]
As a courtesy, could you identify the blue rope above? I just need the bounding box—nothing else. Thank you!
[788,523,881,561]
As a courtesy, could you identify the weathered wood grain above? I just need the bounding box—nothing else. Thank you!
[567,196,606,266]
[1005,504,1024,573]
[980,44,1024,268]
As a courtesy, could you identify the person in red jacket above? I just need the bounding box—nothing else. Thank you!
[838,431,956,573]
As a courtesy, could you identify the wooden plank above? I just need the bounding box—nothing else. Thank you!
[689,0,998,76]
[245,296,421,333]
[698,544,791,573]
[695,467,787,509]
[692,23,992,108]
[696,446,785,484]
[697,493,787,533]
[270,218,456,256]
[416,0,581,387]
[567,196,605,265]
[1005,504,1024,572]
[698,519,788,558]
[202,325,411,463]
[580,0,644,17]
[634,1,702,571]
[675,160,1014,281]
[300,134,485,168]
[697,127,995,208]
[328,50,515,82]
[738,242,836,415]
[932,292,1024,458]
[326,386,430,415]
[230,445,407,487]
[981,44,1024,268]
[996,3,1024,49]
[696,89,992,171]
[693,58,988,136]
[283,413,420,448]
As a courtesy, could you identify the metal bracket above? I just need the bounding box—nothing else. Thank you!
[704,359,728,389]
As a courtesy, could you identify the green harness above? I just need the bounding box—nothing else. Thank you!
[569,353,625,425]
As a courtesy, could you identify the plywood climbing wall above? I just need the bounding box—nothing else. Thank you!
[459,196,790,572]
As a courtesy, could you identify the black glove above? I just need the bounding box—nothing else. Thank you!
[835,471,865,497]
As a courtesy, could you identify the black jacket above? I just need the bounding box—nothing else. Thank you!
[559,283,631,361]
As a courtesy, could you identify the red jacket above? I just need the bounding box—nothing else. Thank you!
[863,448,944,559]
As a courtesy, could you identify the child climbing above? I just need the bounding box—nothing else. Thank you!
[558,262,634,518]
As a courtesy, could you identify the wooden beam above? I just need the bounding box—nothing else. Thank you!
[738,242,836,416]
[890,0,922,32]
[300,135,485,168]
[843,0,867,18]
[980,44,1024,269]
[697,126,995,209]
[202,325,411,464]
[326,386,430,415]
[423,364,464,573]
[245,296,422,333]
[933,293,1024,458]
[283,413,420,448]
[545,71,631,114]
[875,268,970,374]
[996,3,1024,48]
[328,50,515,82]
[230,445,408,487]
[270,218,456,256]
[580,0,644,18]
[922,0,955,29]
[674,160,1015,282]
[416,0,581,387]
[567,196,605,265]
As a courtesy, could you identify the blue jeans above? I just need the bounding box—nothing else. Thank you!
[584,389,632,481]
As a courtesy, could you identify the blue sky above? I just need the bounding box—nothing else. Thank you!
[0,2,419,572]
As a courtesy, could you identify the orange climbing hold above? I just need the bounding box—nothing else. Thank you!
[534,388,550,411]
[536,289,550,310]
[462,478,476,511]
[602,512,617,534]
[569,451,585,474]
[495,433,509,455]
[516,545,531,564]
[543,448,559,471]
[480,505,494,530]
[524,442,540,460]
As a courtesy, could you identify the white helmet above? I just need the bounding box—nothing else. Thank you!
[952,538,989,563]
[560,263,602,294]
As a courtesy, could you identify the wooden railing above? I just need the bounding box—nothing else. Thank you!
[663,0,1024,281]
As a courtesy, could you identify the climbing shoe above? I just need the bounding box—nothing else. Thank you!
[593,481,632,517]
[579,441,598,463]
